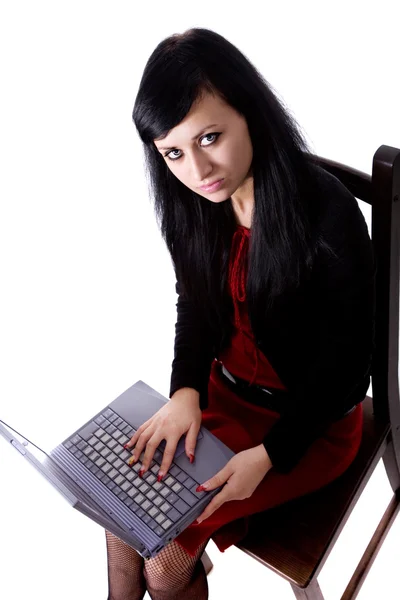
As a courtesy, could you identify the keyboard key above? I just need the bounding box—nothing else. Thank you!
[166,508,181,522]
[155,526,165,536]
[124,497,134,507]
[100,433,111,444]
[137,508,146,518]
[71,435,81,445]
[153,481,162,491]
[100,474,109,484]
[164,491,179,504]
[119,435,129,445]
[94,441,104,452]
[107,481,116,491]
[146,489,157,500]
[64,440,72,449]
[149,506,159,518]
[151,464,159,475]
[108,414,118,423]
[120,450,131,461]
[114,459,124,470]
[127,487,138,498]
[108,453,119,465]
[114,474,125,486]
[184,476,196,489]
[94,415,106,425]
[153,496,163,507]
[171,482,182,493]
[164,476,175,487]
[176,471,189,484]
[69,446,78,455]
[142,514,152,524]
[94,428,106,438]
[148,520,159,531]
[122,425,132,435]
[108,439,118,450]
[160,487,170,498]
[95,457,106,468]
[174,499,190,515]
[75,450,83,459]
[103,409,114,419]
[126,471,135,482]
[88,436,97,446]
[155,513,166,524]
[169,465,180,477]
[139,483,150,494]
[83,446,93,456]
[120,492,128,501]
[134,493,145,505]
[120,464,130,476]
[146,474,157,485]
[80,456,89,466]
[100,448,111,458]
[105,424,117,434]
[114,446,125,457]
[179,488,198,507]
[113,429,125,440]
[108,468,118,479]
[77,440,87,451]
[101,463,112,474]
[160,502,171,513]
[141,500,152,511]
[114,417,123,427]
[121,481,131,492]
[161,519,172,530]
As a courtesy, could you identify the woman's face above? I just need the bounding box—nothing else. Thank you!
[153,91,253,203]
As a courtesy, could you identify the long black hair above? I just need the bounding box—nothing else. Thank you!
[132,27,326,349]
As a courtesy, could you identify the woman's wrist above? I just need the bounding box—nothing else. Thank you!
[170,387,200,403]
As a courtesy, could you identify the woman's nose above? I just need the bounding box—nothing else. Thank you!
[188,151,213,182]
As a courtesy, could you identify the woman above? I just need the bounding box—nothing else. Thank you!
[105,27,375,600]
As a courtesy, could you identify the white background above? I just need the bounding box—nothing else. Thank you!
[1,1,399,598]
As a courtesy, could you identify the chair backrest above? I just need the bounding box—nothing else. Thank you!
[312,145,400,472]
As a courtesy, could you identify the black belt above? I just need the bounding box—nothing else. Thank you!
[217,361,357,420]
[217,362,288,412]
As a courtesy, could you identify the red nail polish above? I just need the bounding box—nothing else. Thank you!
[157,473,164,482]
[139,469,145,478]
[196,485,205,492]
[123,444,129,449]
[189,453,195,464]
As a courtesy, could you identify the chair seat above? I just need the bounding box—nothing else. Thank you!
[236,396,389,588]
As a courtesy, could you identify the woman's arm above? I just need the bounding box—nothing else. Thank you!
[169,280,216,410]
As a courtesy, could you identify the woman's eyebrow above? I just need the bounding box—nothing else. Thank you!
[157,123,220,151]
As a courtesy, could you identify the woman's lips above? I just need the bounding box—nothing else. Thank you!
[199,179,224,193]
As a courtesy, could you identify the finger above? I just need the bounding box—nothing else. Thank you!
[138,436,161,475]
[127,428,154,466]
[126,420,151,449]
[195,489,230,524]
[185,422,200,463]
[158,438,180,480]
[198,463,233,492]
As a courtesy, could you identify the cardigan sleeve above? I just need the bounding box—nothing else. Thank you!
[169,280,216,410]
[262,179,376,473]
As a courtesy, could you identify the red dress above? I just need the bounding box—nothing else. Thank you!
[174,225,363,557]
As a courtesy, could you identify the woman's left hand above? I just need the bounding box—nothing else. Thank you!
[194,444,273,524]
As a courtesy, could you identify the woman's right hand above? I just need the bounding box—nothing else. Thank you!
[124,387,202,480]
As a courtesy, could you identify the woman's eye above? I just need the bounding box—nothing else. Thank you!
[165,132,221,162]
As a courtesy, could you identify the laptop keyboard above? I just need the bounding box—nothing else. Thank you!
[62,408,206,536]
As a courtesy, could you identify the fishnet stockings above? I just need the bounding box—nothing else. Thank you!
[105,529,210,600]
[144,538,210,600]
[105,530,146,600]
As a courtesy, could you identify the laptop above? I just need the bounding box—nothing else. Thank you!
[0,380,235,559]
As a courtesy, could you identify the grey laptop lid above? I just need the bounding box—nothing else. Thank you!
[0,380,235,558]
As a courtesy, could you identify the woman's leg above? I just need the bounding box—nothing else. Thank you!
[105,530,147,600]
[143,538,210,600]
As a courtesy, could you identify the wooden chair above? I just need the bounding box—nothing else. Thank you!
[201,145,400,598]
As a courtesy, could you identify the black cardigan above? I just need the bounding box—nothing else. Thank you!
[169,168,376,473]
